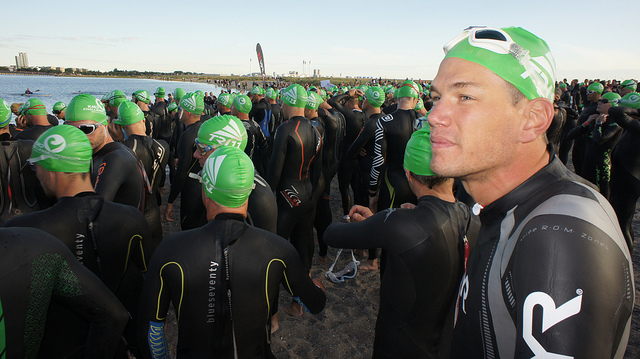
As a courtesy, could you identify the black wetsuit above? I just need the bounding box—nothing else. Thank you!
[122,135,169,246]
[167,121,203,230]
[151,101,172,143]
[247,173,278,233]
[250,97,271,139]
[266,116,323,270]
[6,192,152,358]
[325,196,476,358]
[608,106,640,251]
[92,141,146,212]
[547,104,566,154]
[370,109,417,209]
[327,94,365,215]
[572,103,598,176]
[314,108,346,257]
[557,100,580,164]
[143,110,158,138]
[0,227,129,359]
[450,152,634,358]
[242,118,267,176]
[138,214,326,359]
[347,112,385,208]
[0,139,51,222]
[13,125,52,141]
[268,102,284,137]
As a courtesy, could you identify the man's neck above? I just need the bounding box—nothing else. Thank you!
[56,177,95,198]
[463,144,550,206]
[29,115,50,126]
[365,107,381,117]
[414,181,456,203]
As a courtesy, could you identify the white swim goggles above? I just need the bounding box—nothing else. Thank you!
[325,249,360,284]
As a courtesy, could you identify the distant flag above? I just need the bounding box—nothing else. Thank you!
[256,43,266,84]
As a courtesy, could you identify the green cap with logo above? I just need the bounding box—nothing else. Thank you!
[251,86,266,95]
[134,90,150,104]
[397,81,420,99]
[444,26,556,101]
[587,82,604,94]
[155,87,166,98]
[115,101,144,125]
[558,82,567,88]
[23,98,47,116]
[305,92,323,110]
[29,125,93,173]
[385,86,395,95]
[0,98,11,127]
[266,88,277,100]
[201,146,255,207]
[105,90,127,108]
[619,92,640,109]
[53,102,67,113]
[601,92,621,107]
[180,92,205,115]
[404,126,435,176]
[233,95,252,114]
[195,90,204,98]
[168,102,178,112]
[414,98,425,111]
[197,115,248,150]
[218,93,234,108]
[365,86,385,108]
[281,84,308,108]
[173,88,186,102]
[621,80,637,91]
[65,94,108,125]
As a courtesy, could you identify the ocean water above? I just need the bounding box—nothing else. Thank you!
[0,74,223,117]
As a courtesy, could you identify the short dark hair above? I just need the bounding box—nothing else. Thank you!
[409,172,450,189]
[506,81,526,107]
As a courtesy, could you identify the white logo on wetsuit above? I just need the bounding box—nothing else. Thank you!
[44,134,66,153]
[209,121,245,148]
[454,273,469,325]
[523,291,583,358]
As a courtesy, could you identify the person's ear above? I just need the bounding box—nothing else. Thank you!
[520,98,554,143]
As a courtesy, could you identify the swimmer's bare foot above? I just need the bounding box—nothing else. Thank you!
[282,301,303,317]
[270,314,279,334]
[359,258,378,270]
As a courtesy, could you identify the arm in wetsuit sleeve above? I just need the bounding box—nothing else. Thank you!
[323,208,410,250]
[167,132,196,204]
[49,239,129,359]
[346,119,376,161]
[609,106,640,136]
[565,121,590,141]
[591,121,621,145]
[137,245,178,359]
[93,151,132,202]
[265,124,288,191]
[507,215,633,358]
[327,94,350,116]
[278,240,326,313]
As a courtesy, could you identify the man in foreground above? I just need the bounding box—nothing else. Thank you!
[138,146,325,358]
[428,26,634,358]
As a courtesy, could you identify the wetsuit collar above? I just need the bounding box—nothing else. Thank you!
[214,213,246,222]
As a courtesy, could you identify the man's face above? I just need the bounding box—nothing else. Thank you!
[619,87,633,97]
[597,98,613,115]
[66,120,105,152]
[428,57,525,180]
[587,89,601,103]
[193,144,217,167]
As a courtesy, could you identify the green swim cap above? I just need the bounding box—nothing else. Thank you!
[414,98,425,111]
[365,86,385,108]
[53,102,67,113]
[173,88,186,101]
[201,146,255,207]
[404,127,435,176]
[0,98,11,127]
[397,80,420,99]
[105,90,127,108]
[601,92,621,107]
[115,101,144,125]
[233,95,252,114]
[444,26,556,101]
[414,82,423,94]
[320,89,328,99]
[23,98,47,116]
[133,90,150,104]
[385,86,395,95]
[587,82,604,94]
[168,102,178,112]
[217,93,233,108]
[306,92,323,110]
[281,84,308,108]
[558,82,567,88]
[180,92,205,115]
[251,86,266,95]
[266,88,277,100]
[197,115,248,150]
[155,87,165,97]
[65,94,108,125]
[621,80,637,91]
[619,92,640,109]
[578,82,585,87]
[29,125,93,173]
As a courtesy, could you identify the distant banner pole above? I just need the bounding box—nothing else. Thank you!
[256,43,266,86]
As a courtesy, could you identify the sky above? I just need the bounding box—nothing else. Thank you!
[2,0,639,81]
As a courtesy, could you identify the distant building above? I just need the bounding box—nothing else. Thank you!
[288,71,299,77]
[313,69,321,77]
[15,52,28,68]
